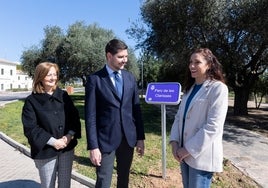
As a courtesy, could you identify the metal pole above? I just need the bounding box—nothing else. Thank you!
[161,104,166,179]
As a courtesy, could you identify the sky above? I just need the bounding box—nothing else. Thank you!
[0,0,144,63]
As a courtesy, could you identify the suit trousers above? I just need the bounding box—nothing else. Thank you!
[34,149,74,188]
[95,137,134,188]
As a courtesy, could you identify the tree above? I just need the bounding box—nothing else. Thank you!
[56,22,114,85]
[137,51,162,90]
[21,46,42,77]
[125,48,140,80]
[21,21,140,86]
[213,0,268,115]
[42,26,64,61]
[128,0,268,115]
[252,72,268,109]
[21,25,64,78]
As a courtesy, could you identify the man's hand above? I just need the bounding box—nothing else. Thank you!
[90,148,102,166]
[136,140,145,157]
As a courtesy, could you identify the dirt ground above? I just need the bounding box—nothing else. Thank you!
[133,161,260,188]
[133,102,267,188]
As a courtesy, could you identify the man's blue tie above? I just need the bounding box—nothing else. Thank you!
[113,71,123,98]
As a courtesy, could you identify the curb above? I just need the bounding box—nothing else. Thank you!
[0,99,18,108]
[0,132,96,188]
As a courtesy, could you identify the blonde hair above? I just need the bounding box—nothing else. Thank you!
[32,62,59,93]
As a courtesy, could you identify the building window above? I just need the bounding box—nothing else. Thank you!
[10,69,13,75]
[10,84,13,89]
[18,76,20,80]
[1,69,3,75]
[1,84,3,90]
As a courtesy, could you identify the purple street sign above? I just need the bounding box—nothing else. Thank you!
[145,82,181,105]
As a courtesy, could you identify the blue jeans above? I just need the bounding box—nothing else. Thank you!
[180,162,213,188]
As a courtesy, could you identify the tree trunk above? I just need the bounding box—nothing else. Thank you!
[233,87,249,115]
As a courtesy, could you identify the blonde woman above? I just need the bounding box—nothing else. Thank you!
[22,62,81,188]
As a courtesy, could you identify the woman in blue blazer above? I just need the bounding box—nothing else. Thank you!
[170,48,228,188]
[85,39,145,188]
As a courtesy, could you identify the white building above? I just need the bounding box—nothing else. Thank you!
[0,59,32,91]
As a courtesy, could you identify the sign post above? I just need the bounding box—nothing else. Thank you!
[161,103,166,178]
[145,82,181,179]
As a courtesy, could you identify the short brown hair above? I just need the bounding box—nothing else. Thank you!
[105,39,128,55]
[32,62,59,93]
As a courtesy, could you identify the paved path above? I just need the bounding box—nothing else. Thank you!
[223,125,268,188]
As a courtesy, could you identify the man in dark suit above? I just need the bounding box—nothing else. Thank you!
[85,39,145,188]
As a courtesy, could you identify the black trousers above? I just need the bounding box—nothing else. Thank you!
[95,137,134,188]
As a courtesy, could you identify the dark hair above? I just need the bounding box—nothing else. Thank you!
[105,39,128,55]
[184,48,225,92]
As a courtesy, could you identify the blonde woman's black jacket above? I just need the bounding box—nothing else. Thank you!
[22,87,81,159]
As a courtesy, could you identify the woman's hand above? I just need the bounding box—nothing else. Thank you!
[53,138,67,150]
[176,147,190,162]
[170,141,180,162]
[62,134,73,145]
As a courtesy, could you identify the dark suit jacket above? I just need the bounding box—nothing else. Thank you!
[85,66,145,153]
